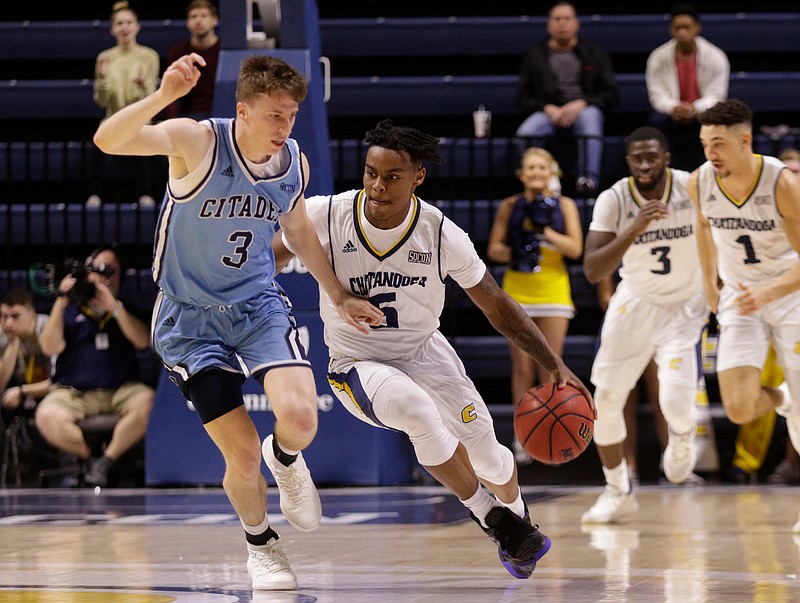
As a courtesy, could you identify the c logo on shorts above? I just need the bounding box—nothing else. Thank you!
[461,403,477,423]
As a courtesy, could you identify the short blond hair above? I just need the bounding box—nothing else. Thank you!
[236,55,308,104]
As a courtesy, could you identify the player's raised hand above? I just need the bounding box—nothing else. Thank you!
[161,53,206,101]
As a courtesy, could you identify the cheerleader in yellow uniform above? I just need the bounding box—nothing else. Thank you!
[488,148,583,463]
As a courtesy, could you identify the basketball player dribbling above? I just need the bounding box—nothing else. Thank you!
[689,99,800,529]
[582,127,709,524]
[273,119,593,578]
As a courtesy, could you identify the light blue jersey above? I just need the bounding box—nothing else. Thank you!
[153,118,305,306]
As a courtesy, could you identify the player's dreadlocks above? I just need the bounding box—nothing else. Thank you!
[364,120,444,167]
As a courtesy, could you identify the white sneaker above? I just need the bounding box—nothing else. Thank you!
[581,487,639,524]
[512,437,533,465]
[247,540,297,591]
[262,435,321,532]
[776,383,800,454]
[663,427,698,484]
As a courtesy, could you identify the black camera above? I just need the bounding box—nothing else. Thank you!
[62,259,97,306]
[529,194,558,229]
[509,229,542,273]
[28,257,117,304]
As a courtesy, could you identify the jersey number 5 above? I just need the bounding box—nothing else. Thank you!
[368,292,399,329]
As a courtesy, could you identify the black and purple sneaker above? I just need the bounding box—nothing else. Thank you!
[471,506,551,578]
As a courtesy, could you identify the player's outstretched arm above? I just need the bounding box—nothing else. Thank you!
[279,197,383,334]
[94,53,207,158]
[465,269,595,413]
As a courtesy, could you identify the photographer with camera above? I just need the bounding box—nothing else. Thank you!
[488,147,583,463]
[35,247,154,487]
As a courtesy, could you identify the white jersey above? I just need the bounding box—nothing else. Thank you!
[697,155,797,288]
[589,168,700,303]
[297,190,486,360]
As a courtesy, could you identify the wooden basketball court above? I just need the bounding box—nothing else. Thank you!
[2,484,800,602]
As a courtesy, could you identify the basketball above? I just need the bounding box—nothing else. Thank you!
[514,383,594,466]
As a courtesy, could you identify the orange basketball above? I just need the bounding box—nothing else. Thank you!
[514,383,594,466]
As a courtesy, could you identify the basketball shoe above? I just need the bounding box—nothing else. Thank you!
[262,435,322,532]
[247,539,297,590]
[776,382,800,454]
[581,486,639,524]
[472,506,551,578]
[663,427,698,484]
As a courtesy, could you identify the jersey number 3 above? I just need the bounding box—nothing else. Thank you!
[222,231,254,268]
[650,246,671,275]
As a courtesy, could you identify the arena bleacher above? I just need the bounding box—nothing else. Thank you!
[1,1,798,483]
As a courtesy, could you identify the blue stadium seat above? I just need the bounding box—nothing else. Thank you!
[0,203,158,245]
[0,141,91,181]
[2,72,799,120]
[452,334,597,381]
[0,20,184,60]
[2,14,797,61]
[319,13,800,57]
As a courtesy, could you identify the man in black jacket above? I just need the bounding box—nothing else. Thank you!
[516,1,618,197]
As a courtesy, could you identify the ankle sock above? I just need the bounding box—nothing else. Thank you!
[272,436,299,466]
[460,485,497,528]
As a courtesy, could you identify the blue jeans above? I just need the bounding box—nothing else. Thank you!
[515,105,604,182]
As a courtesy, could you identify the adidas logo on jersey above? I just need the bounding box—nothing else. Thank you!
[627,211,636,219]
[342,240,357,253]
[707,194,717,202]
[162,316,176,327]
[220,165,234,177]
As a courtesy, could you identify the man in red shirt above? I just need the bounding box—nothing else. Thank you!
[163,0,219,120]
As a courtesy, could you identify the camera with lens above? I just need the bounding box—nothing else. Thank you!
[63,259,98,306]
[27,257,114,304]
[509,228,542,273]
[529,194,559,230]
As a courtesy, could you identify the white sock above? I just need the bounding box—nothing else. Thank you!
[497,487,527,519]
[603,459,631,494]
[241,512,269,537]
[460,485,497,528]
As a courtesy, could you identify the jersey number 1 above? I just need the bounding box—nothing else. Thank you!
[735,235,761,265]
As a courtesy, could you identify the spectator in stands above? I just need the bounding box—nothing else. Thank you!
[487,147,583,464]
[645,4,730,171]
[163,0,219,120]
[515,1,618,198]
[35,247,155,488]
[272,119,593,579]
[1,289,53,443]
[93,53,383,591]
[89,1,162,207]
[582,127,706,524]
